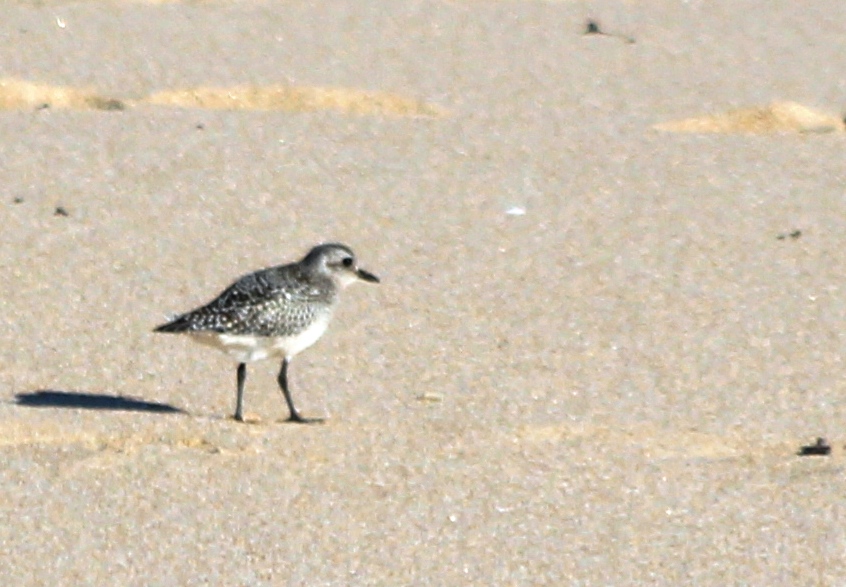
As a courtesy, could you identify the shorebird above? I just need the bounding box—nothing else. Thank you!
[154,243,379,423]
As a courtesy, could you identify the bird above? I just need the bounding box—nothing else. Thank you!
[154,243,379,423]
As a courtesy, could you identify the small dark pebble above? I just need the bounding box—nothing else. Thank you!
[798,437,831,456]
[583,19,635,43]
[54,206,69,217]
[777,229,802,240]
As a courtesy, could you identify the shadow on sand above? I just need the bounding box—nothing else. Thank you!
[15,390,185,414]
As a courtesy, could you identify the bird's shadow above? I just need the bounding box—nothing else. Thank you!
[14,390,186,414]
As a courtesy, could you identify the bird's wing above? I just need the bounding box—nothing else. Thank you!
[155,265,327,335]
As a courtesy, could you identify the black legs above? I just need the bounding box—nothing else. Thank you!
[234,362,247,422]
[277,358,322,424]
[232,359,321,424]
[277,358,303,422]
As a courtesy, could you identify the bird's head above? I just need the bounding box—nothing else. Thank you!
[302,243,380,288]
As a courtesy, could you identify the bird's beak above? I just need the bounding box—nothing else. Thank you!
[356,268,380,283]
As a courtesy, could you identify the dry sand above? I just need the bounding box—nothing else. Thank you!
[2,0,846,585]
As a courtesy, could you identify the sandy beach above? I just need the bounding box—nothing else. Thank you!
[2,0,846,584]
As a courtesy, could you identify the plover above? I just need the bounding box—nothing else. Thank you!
[154,243,379,423]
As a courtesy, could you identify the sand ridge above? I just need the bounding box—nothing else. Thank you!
[0,77,448,116]
[517,420,789,461]
[0,78,125,111]
[655,101,845,134]
[143,85,450,116]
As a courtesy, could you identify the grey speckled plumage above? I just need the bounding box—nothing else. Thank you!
[155,243,380,423]
[155,258,337,337]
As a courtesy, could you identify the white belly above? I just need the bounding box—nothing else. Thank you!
[188,314,332,363]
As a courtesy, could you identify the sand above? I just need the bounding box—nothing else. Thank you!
[2,0,846,585]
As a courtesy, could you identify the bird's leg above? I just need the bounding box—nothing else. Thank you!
[234,362,246,422]
[278,358,323,424]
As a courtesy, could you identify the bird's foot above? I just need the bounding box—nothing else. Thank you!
[285,413,325,425]
[231,413,262,424]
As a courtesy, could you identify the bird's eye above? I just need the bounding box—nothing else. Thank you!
[342,257,353,267]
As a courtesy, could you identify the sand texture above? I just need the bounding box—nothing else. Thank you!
[2,0,846,585]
